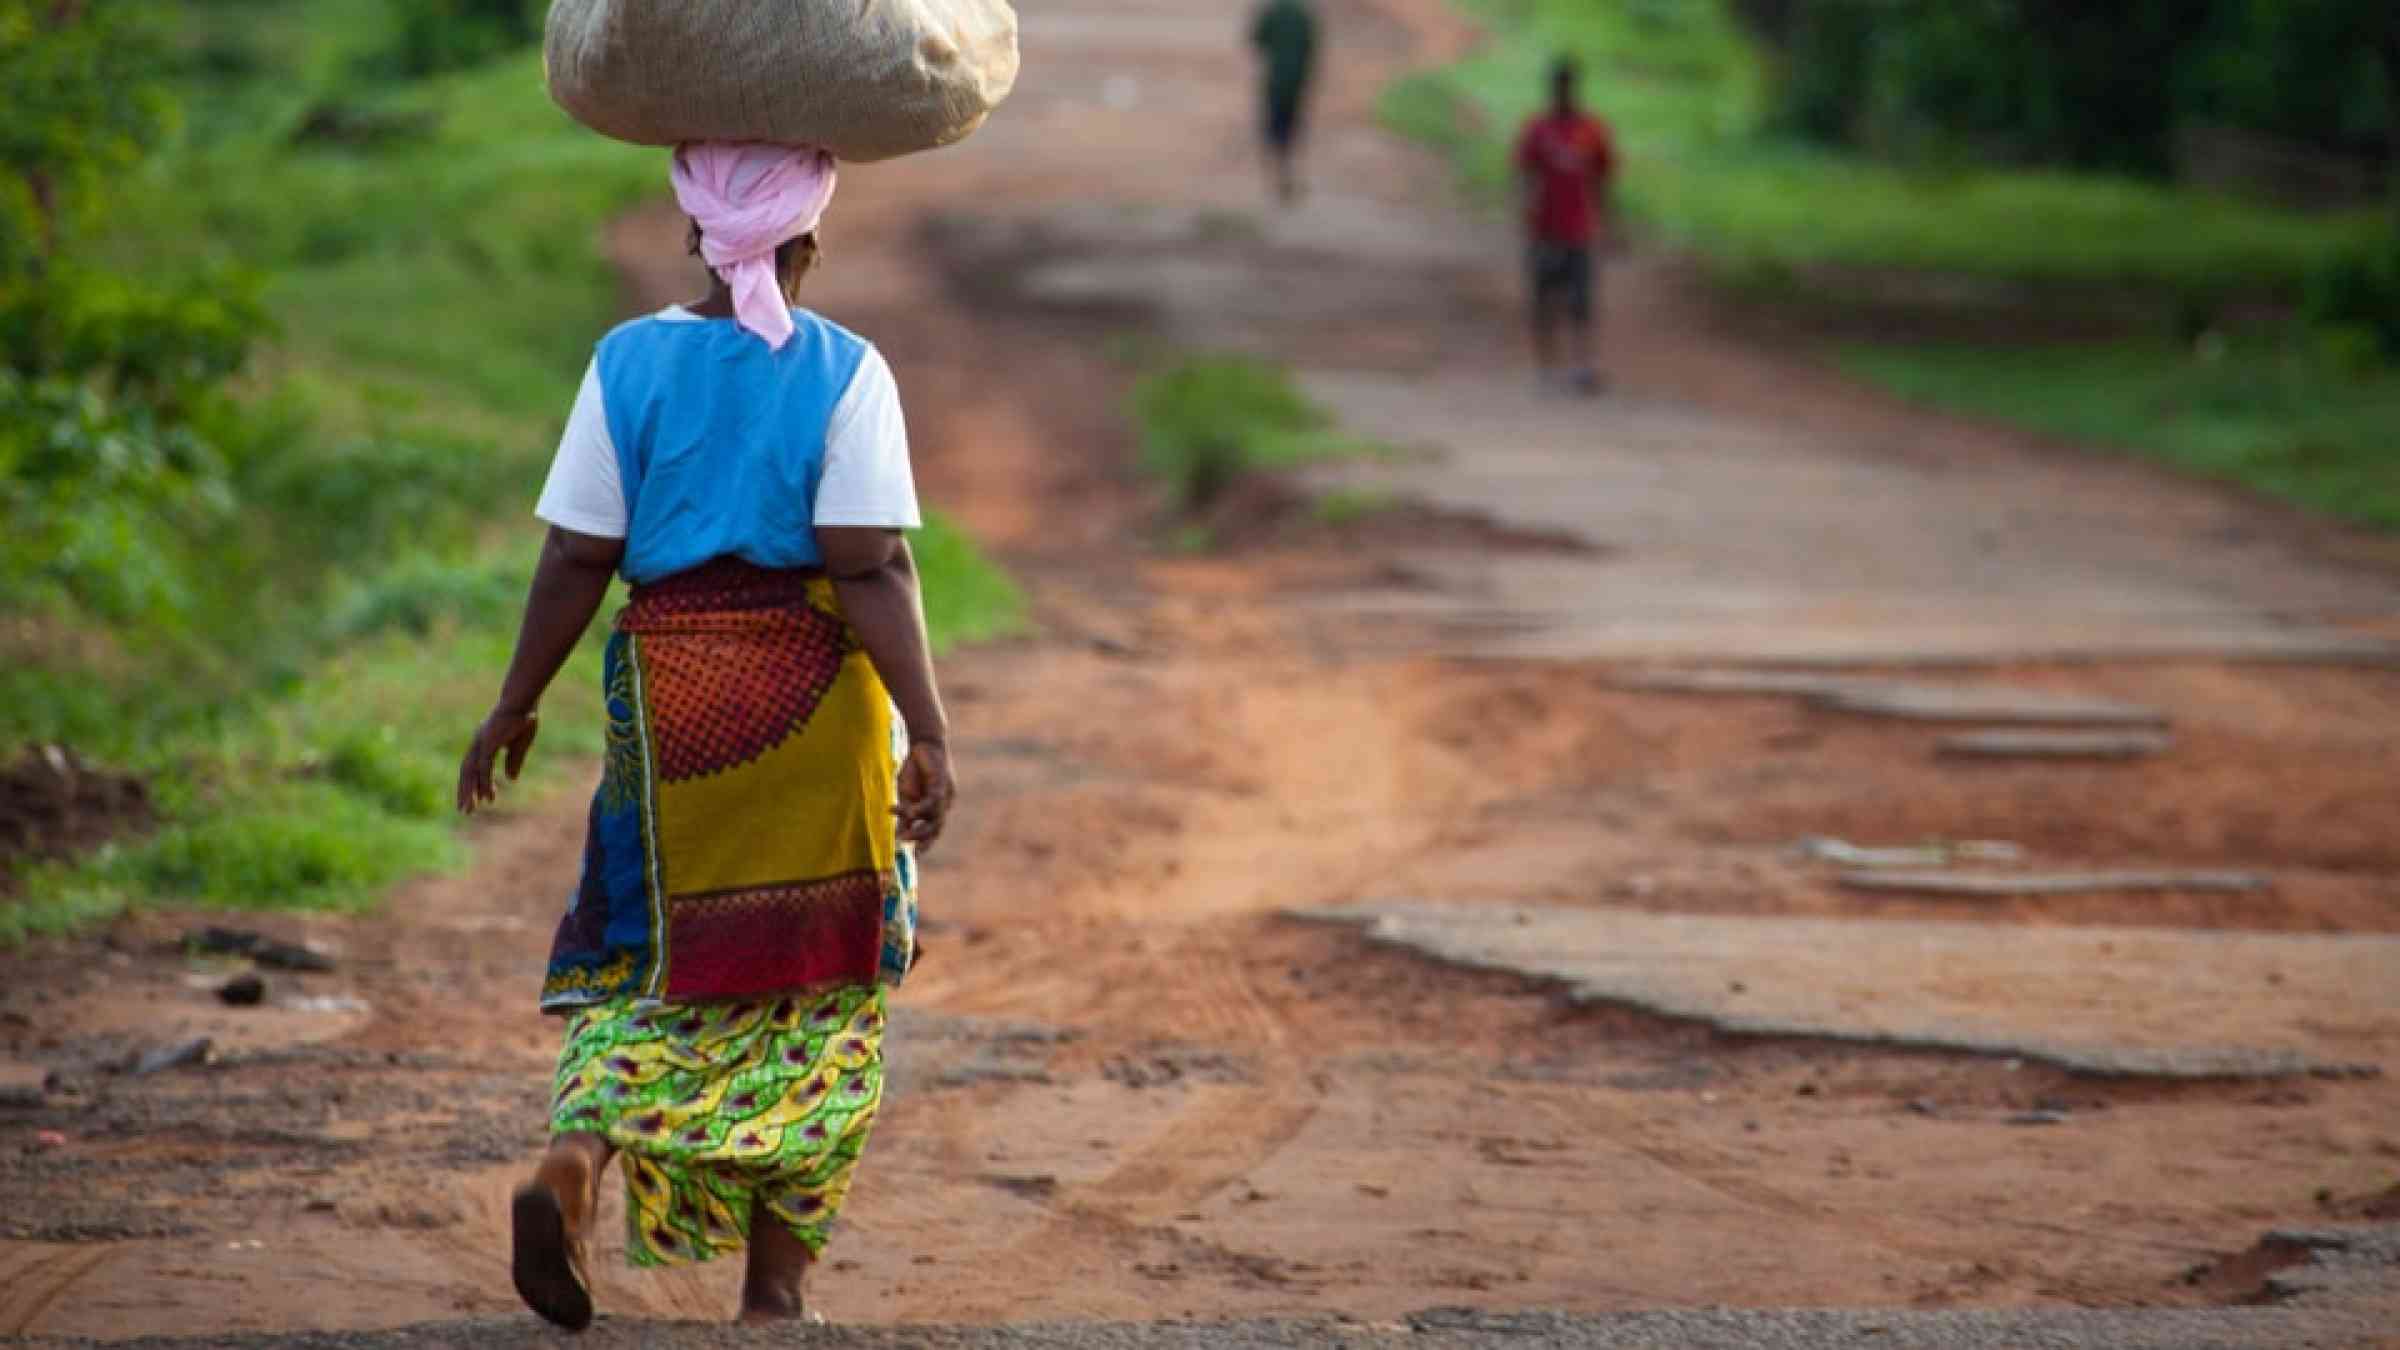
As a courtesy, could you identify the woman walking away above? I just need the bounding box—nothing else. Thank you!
[456,141,956,1330]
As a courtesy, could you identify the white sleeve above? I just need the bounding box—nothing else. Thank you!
[813,345,922,529]
[533,358,628,538]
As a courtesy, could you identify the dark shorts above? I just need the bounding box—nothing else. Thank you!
[1263,87,1307,150]
[1528,242,1594,322]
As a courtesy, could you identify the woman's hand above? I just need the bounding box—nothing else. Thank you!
[894,739,956,852]
[458,525,620,817]
[457,707,541,815]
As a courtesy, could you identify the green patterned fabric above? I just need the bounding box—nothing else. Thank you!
[549,986,885,1265]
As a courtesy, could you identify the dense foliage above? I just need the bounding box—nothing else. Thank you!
[2306,228,2400,359]
[0,1,582,697]
[1754,0,2397,178]
[0,0,174,269]
[389,0,543,76]
[0,1,269,627]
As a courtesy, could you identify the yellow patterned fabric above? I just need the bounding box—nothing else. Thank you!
[550,987,886,1265]
[540,560,918,1010]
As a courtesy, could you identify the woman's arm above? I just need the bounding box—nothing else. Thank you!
[819,525,957,850]
[456,525,624,814]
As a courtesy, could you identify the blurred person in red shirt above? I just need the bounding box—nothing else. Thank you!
[1514,57,1616,394]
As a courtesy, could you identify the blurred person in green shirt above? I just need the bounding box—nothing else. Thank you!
[1250,0,1319,204]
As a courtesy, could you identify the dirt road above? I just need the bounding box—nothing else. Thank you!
[4,0,2398,1341]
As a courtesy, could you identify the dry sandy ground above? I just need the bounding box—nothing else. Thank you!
[4,0,2399,1341]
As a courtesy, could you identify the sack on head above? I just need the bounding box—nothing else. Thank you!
[545,0,1019,162]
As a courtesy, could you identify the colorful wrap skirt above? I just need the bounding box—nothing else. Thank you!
[539,559,918,1009]
[537,559,917,1264]
[551,988,886,1264]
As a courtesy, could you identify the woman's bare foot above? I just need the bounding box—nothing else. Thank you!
[512,1133,608,1331]
[736,1210,820,1323]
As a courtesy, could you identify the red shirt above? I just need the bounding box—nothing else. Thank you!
[1514,110,1615,245]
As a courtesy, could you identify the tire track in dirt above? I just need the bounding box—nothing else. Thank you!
[1500,1083,2032,1276]
[944,936,1328,1309]
[0,1244,118,1335]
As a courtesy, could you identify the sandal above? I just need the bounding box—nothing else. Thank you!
[511,1154,598,1331]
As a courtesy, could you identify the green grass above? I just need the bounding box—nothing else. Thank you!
[1129,354,1389,508]
[2,0,1022,937]
[4,785,463,944]
[1310,487,1400,527]
[914,516,1029,653]
[1385,0,2383,295]
[1844,338,2400,529]
[3,532,598,940]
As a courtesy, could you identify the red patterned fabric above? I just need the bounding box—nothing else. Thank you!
[663,872,887,1001]
[621,556,825,620]
[620,561,853,783]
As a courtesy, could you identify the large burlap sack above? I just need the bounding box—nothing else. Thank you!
[544,0,1018,162]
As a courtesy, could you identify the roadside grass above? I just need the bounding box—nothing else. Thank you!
[1384,0,2381,297]
[1844,339,2400,531]
[2,0,1022,938]
[914,515,1030,653]
[1311,487,1401,527]
[1130,354,1391,509]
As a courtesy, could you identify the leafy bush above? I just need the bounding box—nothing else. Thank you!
[326,553,523,640]
[2177,0,2398,164]
[323,726,451,818]
[1129,355,1338,508]
[1,5,272,630]
[0,261,266,403]
[0,0,177,274]
[912,516,1028,654]
[0,370,229,622]
[2306,228,2400,363]
[245,431,520,564]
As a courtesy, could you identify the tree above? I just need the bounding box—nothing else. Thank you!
[0,1,263,622]
[1758,0,2395,179]
[0,0,175,268]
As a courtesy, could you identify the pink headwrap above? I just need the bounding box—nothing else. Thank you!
[668,142,839,351]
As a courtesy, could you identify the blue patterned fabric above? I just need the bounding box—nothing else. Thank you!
[540,631,660,1009]
[880,847,918,984]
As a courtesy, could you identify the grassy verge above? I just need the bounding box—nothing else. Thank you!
[1844,339,2400,530]
[1129,354,1388,510]
[1,0,1022,940]
[915,516,1029,653]
[1383,0,2381,296]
